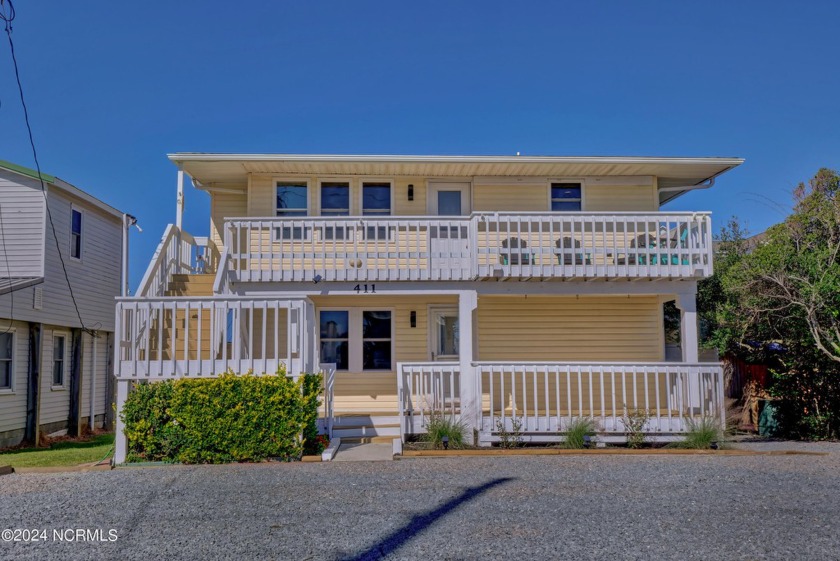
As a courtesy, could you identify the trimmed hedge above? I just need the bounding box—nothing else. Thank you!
[121,369,322,463]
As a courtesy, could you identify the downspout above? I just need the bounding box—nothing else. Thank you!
[89,335,97,431]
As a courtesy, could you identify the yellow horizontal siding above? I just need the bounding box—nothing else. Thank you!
[210,191,247,252]
[477,295,663,362]
[585,184,658,211]
[473,184,546,212]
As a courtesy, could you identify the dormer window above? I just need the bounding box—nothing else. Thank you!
[551,183,582,211]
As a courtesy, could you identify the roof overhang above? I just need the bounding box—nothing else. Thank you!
[168,153,744,203]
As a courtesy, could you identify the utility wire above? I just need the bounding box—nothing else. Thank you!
[2,0,95,336]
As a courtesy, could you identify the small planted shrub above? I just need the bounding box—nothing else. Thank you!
[494,416,524,448]
[423,413,467,449]
[121,368,322,463]
[681,416,724,449]
[623,407,652,449]
[564,417,597,449]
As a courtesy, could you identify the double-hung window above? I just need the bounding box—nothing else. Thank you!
[52,334,66,387]
[320,182,350,240]
[319,309,392,371]
[0,332,12,391]
[276,182,309,240]
[70,209,83,259]
[551,183,582,211]
[362,182,392,240]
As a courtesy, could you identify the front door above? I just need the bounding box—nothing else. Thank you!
[429,307,459,361]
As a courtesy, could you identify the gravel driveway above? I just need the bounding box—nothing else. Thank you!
[1,441,838,561]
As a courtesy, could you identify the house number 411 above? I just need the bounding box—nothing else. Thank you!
[354,284,376,294]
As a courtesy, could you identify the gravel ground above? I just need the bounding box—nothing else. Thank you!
[1,441,839,561]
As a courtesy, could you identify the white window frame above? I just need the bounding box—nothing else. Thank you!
[51,331,69,390]
[70,206,84,261]
[318,179,352,217]
[548,179,585,212]
[359,179,394,217]
[0,328,15,394]
[274,178,311,241]
[427,306,459,361]
[318,307,395,372]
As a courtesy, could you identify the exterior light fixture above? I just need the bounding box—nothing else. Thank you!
[410,311,416,328]
[442,436,449,450]
[583,435,592,449]
[313,274,323,284]
[407,184,414,201]
[710,441,719,450]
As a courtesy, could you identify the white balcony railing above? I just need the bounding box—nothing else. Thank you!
[114,296,312,379]
[223,212,712,283]
[397,362,725,442]
[136,225,216,297]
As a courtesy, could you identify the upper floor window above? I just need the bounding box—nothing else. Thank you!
[276,182,309,240]
[52,334,66,387]
[321,182,350,216]
[0,332,12,391]
[70,209,83,259]
[362,182,391,216]
[551,183,582,211]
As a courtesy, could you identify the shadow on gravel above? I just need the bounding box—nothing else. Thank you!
[338,477,515,561]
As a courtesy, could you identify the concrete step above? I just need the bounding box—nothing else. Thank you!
[341,436,400,444]
[333,425,400,439]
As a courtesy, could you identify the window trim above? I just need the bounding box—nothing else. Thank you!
[318,179,352,217]
[274,178,312,241]
[359,179,394,217]
[0,328,15,394]
[318,307,395,372]
[547,179,586,212]
[51,331,69,390]
[70,206,84,261]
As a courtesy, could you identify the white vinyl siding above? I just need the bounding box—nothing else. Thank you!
[79,332,110,428]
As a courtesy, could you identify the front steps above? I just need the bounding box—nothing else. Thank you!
[166,273,215,296]
[329,413,401,440]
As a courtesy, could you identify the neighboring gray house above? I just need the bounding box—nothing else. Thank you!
[0,160,128,447]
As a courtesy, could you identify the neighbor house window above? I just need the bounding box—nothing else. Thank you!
[276,182,309,240]
[320,311,349,370]
[52,334,66,387]
[0,332,12,391]
[319,309,392,371]
[70,209,83,259]
[321,182,350,240]
[551,183,582,211]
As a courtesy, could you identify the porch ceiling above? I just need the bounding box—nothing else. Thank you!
[169,153,743,202]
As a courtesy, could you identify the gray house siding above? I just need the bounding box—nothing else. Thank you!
[0,169,45,278]
[0,321,29,446]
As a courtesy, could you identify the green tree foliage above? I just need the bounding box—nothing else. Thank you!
[702,169,840,439]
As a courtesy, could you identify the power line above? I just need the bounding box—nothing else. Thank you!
[2,0,95,336]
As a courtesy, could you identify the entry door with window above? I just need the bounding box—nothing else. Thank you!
[428,182,471,278]
[429,308,459,361]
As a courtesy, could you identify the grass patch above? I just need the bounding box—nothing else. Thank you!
[422,413,467,449]
[0,433,114,468]
[669,417,725,449]
[563,417,597,449]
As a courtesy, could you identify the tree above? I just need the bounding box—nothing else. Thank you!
[725,169,840,363]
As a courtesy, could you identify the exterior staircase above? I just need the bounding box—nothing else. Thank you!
[166,273,215,297]
[331,413,401,440]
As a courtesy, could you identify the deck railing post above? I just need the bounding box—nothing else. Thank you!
[113,379,130,465]
[458,290,479,444]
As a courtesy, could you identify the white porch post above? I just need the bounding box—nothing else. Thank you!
[304,299,316,373]
[113,379,129,465]
[676,290,699,363]
[176,169,185,230]
[458,290,479,444]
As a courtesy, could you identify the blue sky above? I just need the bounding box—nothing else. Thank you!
[1,1,838,290]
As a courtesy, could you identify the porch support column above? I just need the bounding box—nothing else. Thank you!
[458,290,479,444]
[676,291,699,363]
[303,299,316,373]
[113,379,129,465]
[289,301,305,376]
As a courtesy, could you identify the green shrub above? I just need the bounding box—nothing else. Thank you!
[121,368,322,463]
[494,416,524,448]
[623,407,652,449]
[680,416,724,449]
[564,417,597,449]
[423,413,467,449]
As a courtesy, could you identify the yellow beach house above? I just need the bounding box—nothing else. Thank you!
[112,153,742,462]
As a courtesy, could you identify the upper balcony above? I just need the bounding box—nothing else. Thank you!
[220,212,713,284]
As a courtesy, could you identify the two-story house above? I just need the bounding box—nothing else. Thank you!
[112,153,742,462]
[0,160,129,447]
